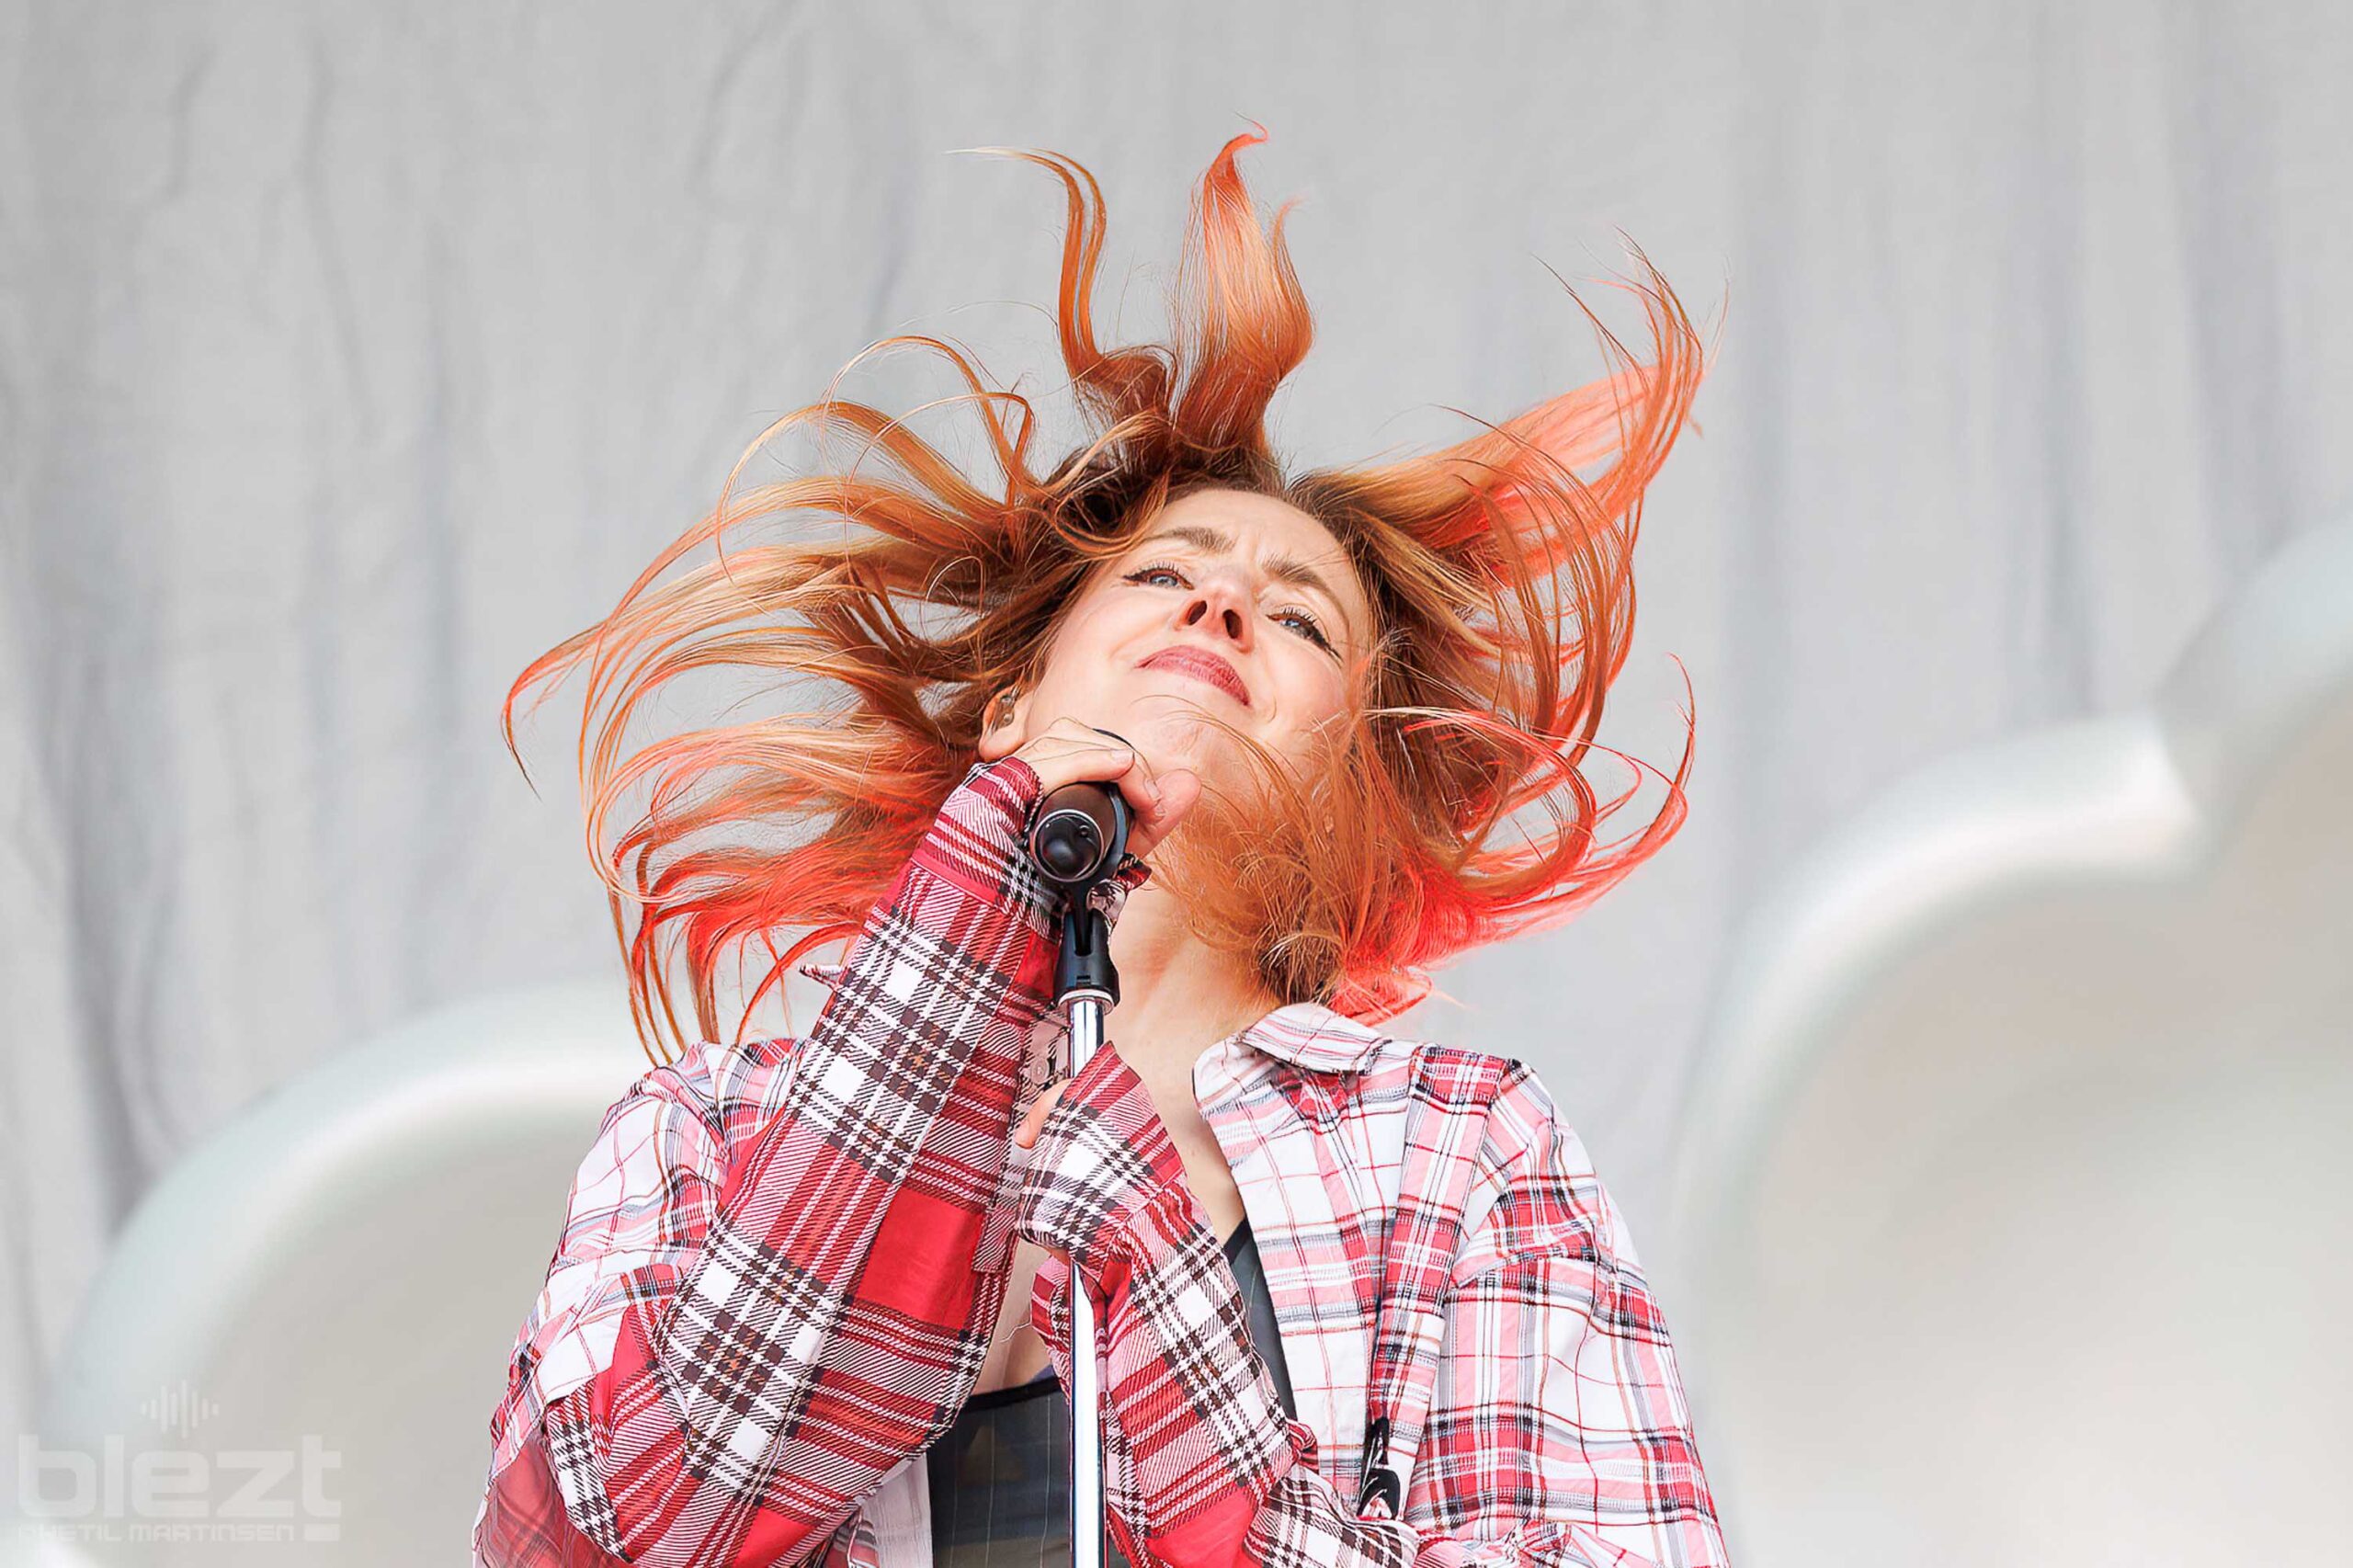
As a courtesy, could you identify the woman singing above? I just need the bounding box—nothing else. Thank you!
[473,125,1728,1568]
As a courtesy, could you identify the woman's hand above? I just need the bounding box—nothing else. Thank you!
[1012,1038,1188,1284]
[1012,1074,1074,1269]
[1012,1074,1071,1152]
[978,716,1199,860]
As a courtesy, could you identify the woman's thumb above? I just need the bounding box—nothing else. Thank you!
[1135,767,1199,855]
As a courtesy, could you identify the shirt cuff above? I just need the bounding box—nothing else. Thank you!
[1013,1040,1184,1275]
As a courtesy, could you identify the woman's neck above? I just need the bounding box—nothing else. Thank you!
[1100,880,1284,1096]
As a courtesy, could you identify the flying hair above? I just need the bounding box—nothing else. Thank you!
[504,122,1719,1066]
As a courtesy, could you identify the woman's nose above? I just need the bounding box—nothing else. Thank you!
[1177,572,1251,645]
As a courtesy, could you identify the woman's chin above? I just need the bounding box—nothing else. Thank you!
[1089,710,1299,816]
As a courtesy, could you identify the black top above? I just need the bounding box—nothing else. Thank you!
[925,1217,1296,1568]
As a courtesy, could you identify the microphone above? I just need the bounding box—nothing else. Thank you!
[1028,779,1132,890]
[1022,756,1135,1568]
[1027,726,1140,890]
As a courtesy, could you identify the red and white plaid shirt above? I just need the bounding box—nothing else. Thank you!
[472,755,1728,1568]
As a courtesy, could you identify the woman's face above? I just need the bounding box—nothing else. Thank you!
[997,485,1375,800]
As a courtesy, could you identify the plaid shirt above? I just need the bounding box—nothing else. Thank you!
[472,755,1728,1568]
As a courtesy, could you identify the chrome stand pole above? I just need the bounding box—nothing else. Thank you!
[1061,984,1110,1568]
[1025,770,1133,1568]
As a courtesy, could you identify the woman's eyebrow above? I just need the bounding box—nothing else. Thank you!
[1132,523,1359,639]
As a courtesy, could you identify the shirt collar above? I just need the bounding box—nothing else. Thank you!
[1227,1000,1394,1074]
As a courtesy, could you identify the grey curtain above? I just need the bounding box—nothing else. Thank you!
[4,0,2348,1453]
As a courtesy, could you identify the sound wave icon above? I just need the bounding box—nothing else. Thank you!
[138,1381,221,1439]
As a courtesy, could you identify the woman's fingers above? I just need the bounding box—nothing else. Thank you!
[1016,1085,1073,1271]
[1021,719,1144,796]
[1124,763,1198,860]
[995,719,1198,860]
[974,710,1205,861]
[1014,1078,1067,1150]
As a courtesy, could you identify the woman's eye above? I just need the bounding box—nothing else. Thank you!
[1123,562,1335,651]
[1279,609,1335,650]
[1121,562,1188,590]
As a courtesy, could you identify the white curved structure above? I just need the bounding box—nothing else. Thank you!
[1669,521,2353,1566]
[17,983,656,1566]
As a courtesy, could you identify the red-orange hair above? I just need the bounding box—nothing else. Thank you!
[505,124,1717,1067]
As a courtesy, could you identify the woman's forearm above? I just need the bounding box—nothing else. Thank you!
[479,755,1148,1568]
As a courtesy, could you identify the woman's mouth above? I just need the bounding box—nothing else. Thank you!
[1139,645,1251,707]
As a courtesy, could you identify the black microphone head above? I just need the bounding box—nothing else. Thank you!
[1029,780,1130,889]
[1037,818,1101,881]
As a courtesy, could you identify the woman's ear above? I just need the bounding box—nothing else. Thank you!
[976,684,1028,761]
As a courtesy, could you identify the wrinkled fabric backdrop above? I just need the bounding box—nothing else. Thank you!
[3,1,2348,1453]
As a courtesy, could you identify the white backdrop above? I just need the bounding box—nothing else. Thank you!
[4,0,2349,1462]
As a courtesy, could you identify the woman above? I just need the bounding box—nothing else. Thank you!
[474,126,1726,1568]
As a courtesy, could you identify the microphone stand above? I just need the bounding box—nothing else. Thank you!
[1025,777,1133,1568]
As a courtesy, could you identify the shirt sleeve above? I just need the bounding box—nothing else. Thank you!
[1013,1046,1731,1568]
[472,754,1153,1568]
